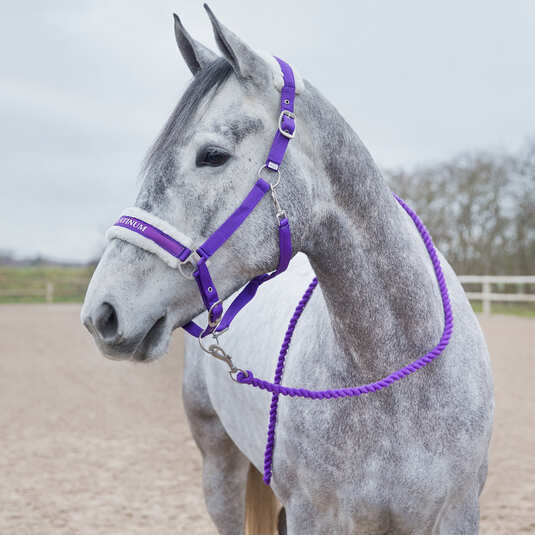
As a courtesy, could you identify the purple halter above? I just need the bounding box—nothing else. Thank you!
[107,57,453,487]
[108,57,296,346]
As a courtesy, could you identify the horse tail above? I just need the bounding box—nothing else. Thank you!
[245,463,282,535]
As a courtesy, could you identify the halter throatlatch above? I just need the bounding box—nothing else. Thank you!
[106,57,453,487]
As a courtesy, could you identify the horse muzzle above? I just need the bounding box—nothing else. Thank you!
[82,301,171,362]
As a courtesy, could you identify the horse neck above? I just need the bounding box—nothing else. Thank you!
[299,83,444,379]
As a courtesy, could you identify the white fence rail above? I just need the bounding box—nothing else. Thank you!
[0,282,54,303]
[1,278,534,314]
[458,275,535,315]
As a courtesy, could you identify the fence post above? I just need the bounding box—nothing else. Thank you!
[45,282,54,303]
[482,280,491,316]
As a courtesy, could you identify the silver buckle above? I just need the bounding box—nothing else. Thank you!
[278,110,296,139]
[178,250,200,280]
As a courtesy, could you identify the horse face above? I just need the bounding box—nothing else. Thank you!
[82,11,296,361]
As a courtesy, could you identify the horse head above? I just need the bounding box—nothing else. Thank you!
[81,5,310,361]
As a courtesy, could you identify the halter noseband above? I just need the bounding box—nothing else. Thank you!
[106,57,297,370]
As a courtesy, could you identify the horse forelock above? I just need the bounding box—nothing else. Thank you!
[142,57,234,177]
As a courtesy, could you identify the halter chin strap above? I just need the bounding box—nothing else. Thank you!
[106,56,296,338]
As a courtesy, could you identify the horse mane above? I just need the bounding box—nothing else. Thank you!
[143,57,233,175]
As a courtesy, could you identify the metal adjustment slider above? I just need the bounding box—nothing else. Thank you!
[178,250,201,280]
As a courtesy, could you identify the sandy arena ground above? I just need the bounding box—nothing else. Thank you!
[0,305,533,534]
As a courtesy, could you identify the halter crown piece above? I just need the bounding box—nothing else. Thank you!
[107,58,453,486]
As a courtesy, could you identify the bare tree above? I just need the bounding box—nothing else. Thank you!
[385,143,535,275]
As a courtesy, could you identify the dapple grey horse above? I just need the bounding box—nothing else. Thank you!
[82,5,493,534]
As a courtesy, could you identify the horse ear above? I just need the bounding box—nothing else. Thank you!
[173,13,218,75]
[203,4,269,83]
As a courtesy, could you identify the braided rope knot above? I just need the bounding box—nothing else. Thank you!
[236,370,254,383]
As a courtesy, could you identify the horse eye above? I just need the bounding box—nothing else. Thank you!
[196,146,231,167]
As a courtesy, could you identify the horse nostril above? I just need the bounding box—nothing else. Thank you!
[93,302,119,342]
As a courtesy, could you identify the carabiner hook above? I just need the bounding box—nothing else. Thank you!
[198,326,247,381]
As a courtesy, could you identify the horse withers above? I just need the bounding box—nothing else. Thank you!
[82,5,493,534]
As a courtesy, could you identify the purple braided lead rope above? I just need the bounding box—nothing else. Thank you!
[263,277,319,484]
[237,194,454,486]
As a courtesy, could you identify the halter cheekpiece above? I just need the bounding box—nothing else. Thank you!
[106,57,453,486]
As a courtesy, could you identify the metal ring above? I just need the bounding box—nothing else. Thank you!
[214,326,229,337]
[207,299,223,328]
[229,368,249,383]
[257,164,281,189]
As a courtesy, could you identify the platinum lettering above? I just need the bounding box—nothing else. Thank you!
[118,217,147,233]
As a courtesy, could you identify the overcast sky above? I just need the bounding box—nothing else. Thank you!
[2,1,535,262]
